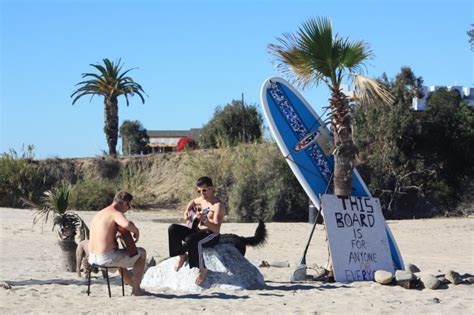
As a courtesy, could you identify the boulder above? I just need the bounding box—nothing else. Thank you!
[374,270,393,285]
[141,244,265,293]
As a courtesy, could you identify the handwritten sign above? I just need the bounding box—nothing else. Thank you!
[321,194,394,282]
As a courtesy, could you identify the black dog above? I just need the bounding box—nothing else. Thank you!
[218,219,267,256]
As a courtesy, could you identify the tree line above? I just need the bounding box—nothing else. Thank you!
[62,17,473,218]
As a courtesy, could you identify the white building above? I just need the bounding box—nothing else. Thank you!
[147,128,201,153]
[412,85,474,111]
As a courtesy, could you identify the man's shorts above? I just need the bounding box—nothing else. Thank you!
[88,248,141,268]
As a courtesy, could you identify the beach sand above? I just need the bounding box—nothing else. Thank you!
[0,207,473,314]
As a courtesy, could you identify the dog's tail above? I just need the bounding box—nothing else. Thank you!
[78,219,90,241]
[242,219,267,247]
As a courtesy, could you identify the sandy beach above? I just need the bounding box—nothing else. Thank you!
[0,207,473,314]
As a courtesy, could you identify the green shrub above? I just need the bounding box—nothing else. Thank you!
[183,142,308,222]
[0,145,45,207]
[199,100,263,149]
[70,179,116,211]
[115,166,148,208]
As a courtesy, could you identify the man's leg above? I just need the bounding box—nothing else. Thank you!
[185,232,220,285]
[168,224,192,271]
[131,248,147,295]
[119,268,134,287]
[115,248,147,295]
[196,233,220,285]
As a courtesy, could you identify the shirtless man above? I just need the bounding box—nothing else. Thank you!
[88,191,147,296]
[168,176,225,285]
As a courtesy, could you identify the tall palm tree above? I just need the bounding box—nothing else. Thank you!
[268,17,393,196]
[71,58,146,157]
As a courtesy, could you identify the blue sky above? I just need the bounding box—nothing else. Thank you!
[1,0,472,159]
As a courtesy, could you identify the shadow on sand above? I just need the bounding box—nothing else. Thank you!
[7,278,87,286]
[263,280,353,292]
[136,292,250,300]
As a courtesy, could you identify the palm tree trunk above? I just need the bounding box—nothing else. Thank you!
[58,240,77,272]
[104,97,119,157]
[331,87,356,196]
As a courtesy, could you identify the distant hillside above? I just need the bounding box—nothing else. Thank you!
[39,152,197,208]
[2,143,471,220]
[1,143,310,222]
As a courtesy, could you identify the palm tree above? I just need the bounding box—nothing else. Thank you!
[268,17,393,196]
[71,58,146,157]
[25,184,87,272]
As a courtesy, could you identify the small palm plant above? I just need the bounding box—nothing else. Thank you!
[26,183,87,272]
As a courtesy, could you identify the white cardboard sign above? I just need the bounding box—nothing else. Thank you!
[321,194,394,282]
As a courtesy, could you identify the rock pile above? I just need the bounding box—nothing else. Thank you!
[374,262,472,290]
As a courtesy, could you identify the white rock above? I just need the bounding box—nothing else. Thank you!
[420,274,440,289]
[374,270,393,284]
[395,270,415,282]
[269,261,290,268]
[141,244,265,293]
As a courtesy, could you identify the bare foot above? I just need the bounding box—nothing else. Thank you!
[132,288,150,296]
[195,268,208,285]
[174,254,186,272]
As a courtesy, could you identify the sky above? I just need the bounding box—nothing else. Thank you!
[1,0,472,159]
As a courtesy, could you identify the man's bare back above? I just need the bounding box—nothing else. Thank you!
[88,206,122,254]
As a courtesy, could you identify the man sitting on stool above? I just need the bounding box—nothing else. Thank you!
[88,191,147,296]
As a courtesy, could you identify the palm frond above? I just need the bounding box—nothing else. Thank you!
[90,63,108,79]
[268,16,376,94]
[42,184,70,215]
[337,38,372,77]
[117,67,137,80]
[71,90,101,104]
[354,74,395,106]
[72,58,145,105]
[80,72,105,82]
[21,197,50,229]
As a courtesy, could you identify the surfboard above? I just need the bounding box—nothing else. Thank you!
[260,76,404,270]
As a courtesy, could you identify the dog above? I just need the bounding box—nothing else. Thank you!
[76,239,100,277]
[218,219,267,256]
[75,220,101,278]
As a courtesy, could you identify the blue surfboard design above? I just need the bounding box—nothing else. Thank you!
[261,77,404,270]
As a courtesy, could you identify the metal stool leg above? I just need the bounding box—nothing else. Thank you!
[87,265,92,296]
[104,267,111,298]
[120,268,125,296]
[87,264,124,298]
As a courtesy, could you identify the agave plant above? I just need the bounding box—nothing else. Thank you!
[26,183,87,271]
